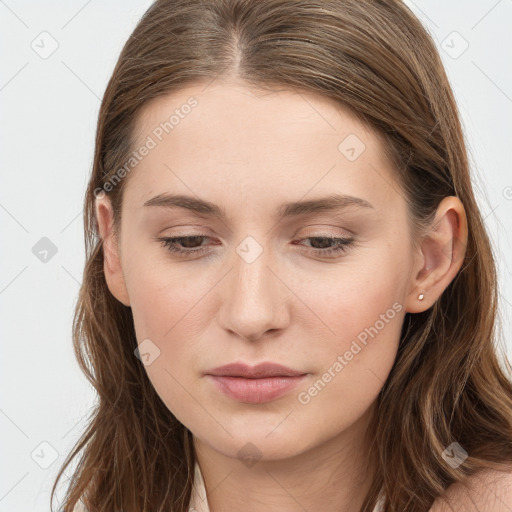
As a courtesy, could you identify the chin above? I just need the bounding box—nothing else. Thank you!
[195,424,311,463]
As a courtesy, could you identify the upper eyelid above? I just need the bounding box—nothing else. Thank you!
[158,229,354,241]
[159,221,355,234]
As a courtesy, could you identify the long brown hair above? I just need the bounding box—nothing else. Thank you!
[51,1,512,510]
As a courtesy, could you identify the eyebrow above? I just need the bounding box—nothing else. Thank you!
[143,193,374,220]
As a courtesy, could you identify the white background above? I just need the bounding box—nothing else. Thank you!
[1,1,511,510]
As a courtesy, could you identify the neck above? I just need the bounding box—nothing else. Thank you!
[193,403,377,512]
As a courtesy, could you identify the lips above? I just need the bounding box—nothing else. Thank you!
[206,361,306,379]
[205,362,308,404]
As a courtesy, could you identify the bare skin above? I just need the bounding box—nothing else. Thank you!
[431,465,512,511]
[95,79,472,511]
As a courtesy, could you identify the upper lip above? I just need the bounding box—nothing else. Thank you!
[206,362,306,378]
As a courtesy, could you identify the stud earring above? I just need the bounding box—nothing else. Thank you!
[418,293,424,301]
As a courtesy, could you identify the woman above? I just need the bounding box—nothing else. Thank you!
[52,0,512,510]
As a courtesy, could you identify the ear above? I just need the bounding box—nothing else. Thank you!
[94,195,131,307]
[405,196,468,313]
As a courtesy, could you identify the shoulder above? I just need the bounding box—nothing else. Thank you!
[430,465,512,511]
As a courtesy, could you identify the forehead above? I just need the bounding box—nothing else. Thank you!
[133,80,382,152]
[123,80,400,215]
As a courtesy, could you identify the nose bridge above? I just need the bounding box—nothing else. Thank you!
[218,235,288,340]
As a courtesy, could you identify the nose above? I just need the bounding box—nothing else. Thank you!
[217,245,290,342]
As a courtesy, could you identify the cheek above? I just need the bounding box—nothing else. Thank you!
[291,249,407,411]
[127,284,206,428]
[291,290,404,450]
[126,249,211,341]
[124,257,218,416]
[297,289,404,407]
[296,244,407,347]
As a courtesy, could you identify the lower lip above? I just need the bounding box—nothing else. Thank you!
[207,374,308,404]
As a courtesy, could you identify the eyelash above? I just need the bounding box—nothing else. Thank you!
[156,234,355,259]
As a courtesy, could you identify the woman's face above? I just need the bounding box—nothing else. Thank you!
[99,80,422,461]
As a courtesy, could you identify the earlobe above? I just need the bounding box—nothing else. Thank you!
[405,196,468,314]
[94,196,131,307]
